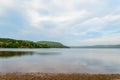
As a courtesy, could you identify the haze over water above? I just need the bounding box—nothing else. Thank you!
[0,48,120,74]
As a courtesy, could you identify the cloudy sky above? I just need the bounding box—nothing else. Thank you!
[0,0,120,46]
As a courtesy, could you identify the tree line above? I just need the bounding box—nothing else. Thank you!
[0,38,69,48]
[0,38,49,48]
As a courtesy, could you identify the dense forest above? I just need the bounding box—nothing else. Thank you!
[0,38,68,48]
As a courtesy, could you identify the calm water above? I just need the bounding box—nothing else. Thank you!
[0,48,120,74]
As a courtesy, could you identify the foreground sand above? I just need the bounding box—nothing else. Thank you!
[0,73,120,80]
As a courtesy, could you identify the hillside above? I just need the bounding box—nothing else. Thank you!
[0,38,49,48]
[0,38,68,48]
[37,41,69,48]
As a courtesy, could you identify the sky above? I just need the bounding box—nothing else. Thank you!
[0,0,120,46]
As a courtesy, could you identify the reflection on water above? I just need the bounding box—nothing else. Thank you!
[0,48,120,74]
[0,51,61,58]
[36,52,61,56]
[0,51,33,58]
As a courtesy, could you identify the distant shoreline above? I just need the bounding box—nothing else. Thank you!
[0,37,120,48]
[71,47,120,48]
[71,45,120,48]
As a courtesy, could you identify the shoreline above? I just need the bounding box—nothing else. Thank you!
[0,73,120,80]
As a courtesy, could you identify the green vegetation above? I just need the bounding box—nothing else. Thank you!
[72,45,120,48]
[0,38,49,48]
[0,38,68,48]
[37,41,69,48]
[0,73,120,80]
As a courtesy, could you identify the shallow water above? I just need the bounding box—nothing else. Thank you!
[0,48,120,74]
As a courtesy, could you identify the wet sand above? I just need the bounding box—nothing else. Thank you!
[0,73,120,80]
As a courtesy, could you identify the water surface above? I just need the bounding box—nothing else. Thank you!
[0,48,120,74]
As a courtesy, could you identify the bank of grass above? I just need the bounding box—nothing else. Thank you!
[0,73,120,80]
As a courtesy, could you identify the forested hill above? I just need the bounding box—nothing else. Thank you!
[0,38,49,48]
[37,41,69,48]
[0,38,69,48]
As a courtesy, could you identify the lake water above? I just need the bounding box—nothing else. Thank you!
[0,48,120,74]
